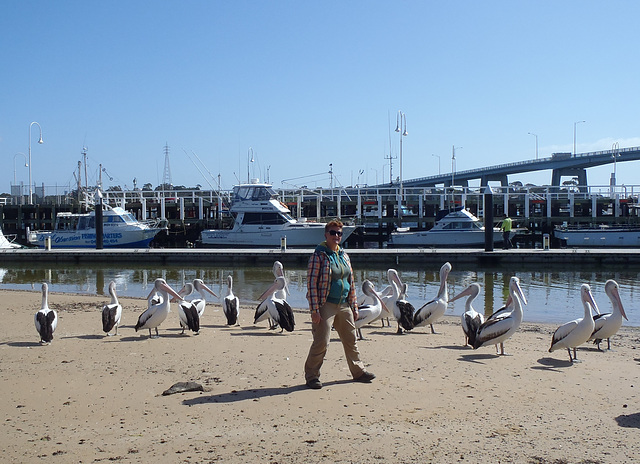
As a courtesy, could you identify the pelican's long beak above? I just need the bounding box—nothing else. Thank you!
[449,285,472,303]
[258,280,280,302]
[586,289,600,316]
[200,282,219,299]
[613,287,627,320]
[161,282,184,301]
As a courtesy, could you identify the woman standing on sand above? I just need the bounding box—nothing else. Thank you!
[303,220,375,389]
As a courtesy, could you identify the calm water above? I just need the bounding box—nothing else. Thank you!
[1,263,637,327]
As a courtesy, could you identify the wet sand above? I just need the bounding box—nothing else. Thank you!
[1,289,638,463]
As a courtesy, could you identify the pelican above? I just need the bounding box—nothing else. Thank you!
[223,275,240,326]
[589,279,628,351]
[359,269,405,327]
[549,283,598,362]
[381,272,414,334]
[272,261,290,299]
[174,282,200,335]
[191,278,218,318]
[255,263,289,329]
[448,282,484,346]
[34,283,57,344]
[413,262,452,334]
[355,280,389,340]
[135,278,183,338]
[472,276,527,355]
[101,281,123,336]
[255,276,295,332]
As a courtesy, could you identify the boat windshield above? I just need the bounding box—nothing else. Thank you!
[234,185,277,202]
[441,221,483,230]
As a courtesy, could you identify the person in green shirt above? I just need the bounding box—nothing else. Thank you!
[500,214,513,249]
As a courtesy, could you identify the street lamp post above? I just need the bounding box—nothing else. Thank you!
[247,147,254,183]
[611,141,620,188]
[432,154,441,174]
[28,122,44,204]
[395,111,407,221]
[13,152,28,186]
[573,120,585,155]
[451,145,462,186]
[528,132,538,160]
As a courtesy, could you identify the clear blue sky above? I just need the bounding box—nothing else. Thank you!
[2,0,639,194]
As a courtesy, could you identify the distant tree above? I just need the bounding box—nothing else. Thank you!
[142,183,153,191]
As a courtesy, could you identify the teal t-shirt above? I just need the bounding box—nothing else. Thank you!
[318,243,351,304]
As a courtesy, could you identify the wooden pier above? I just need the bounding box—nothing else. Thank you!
[1,247,639,268]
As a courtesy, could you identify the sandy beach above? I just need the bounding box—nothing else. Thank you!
[1,288,638,463]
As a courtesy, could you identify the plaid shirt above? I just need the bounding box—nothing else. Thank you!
[306,244,357,313]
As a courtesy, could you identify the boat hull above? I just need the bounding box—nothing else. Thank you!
[200,224,356,247]
[554,228,640,247]
[389,229,511,247]
[29,229,162,249]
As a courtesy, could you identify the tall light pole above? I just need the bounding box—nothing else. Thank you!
[611,141,620,187]
[13,152,28,186]
[28,121,44,204]
[573,120,585,155]
[432,154,441,174]
[528,132,538,160]
[451,145,462,186]
[247,147,254,183]
[395,111,407,197]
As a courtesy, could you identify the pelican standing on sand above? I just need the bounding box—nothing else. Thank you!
[448,282,484,346]
[255,262,289,329]
[355,280,389,340]
[358,269,405,327]
[135,278,183,338]
[174,282,200,335]
[102,281,123,336]
[191,278,218,319]
[413,262,452,334]
[589,279,628,351]
[382,273,415,335]
[473,276,527,355]
[223,275,240,325]
[549,283,598,362]
[255,276,295,332]
[34,283,57,344]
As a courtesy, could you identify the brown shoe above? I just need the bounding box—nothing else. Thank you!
[354,371,376,383]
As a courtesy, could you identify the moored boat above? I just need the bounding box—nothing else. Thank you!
[554,224,640,247]
[199,181,356,247]
[0,227,21,249]
[27,204,167,249]
[388,208,516,247]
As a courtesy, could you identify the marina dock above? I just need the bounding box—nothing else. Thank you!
[1,246,639,268]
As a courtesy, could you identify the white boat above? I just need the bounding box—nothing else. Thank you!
[199,181,356,247]
[28,204,167,249]
[554,224,640,247]
[388,208,515,247]
[0,227,21,249]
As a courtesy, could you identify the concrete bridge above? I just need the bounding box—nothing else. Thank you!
[401,146,640,189]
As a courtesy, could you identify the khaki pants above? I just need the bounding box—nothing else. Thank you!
[304,302,366,382]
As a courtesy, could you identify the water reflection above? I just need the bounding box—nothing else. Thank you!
[1,263,637,327]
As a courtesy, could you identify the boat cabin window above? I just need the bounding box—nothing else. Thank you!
[441,221,482,230]
[242,212,288,225]
[234,186,277,202]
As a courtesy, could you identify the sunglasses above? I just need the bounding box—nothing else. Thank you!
[328,230,343,237]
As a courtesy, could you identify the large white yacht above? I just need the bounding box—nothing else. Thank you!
[388,208,514,247]
[28,204,166,248]
[199,182,356,247]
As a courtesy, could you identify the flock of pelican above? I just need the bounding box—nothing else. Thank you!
[33,260,628,363]
[34,261,295,344]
